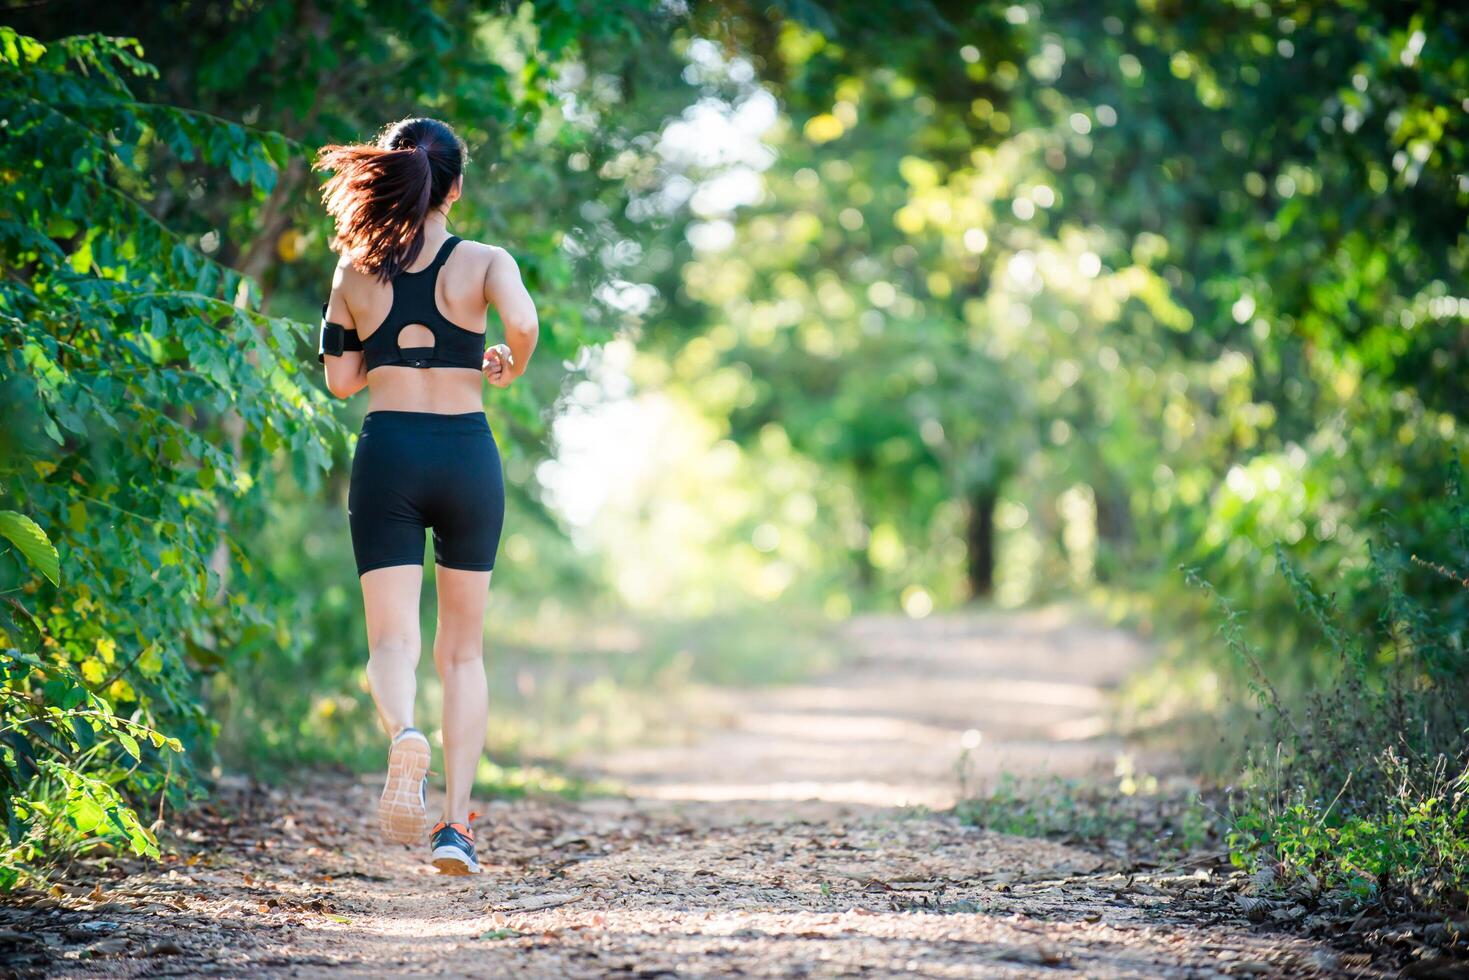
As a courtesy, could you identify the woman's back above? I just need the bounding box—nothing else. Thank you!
[330,229,492,415]
[324,226,534,415]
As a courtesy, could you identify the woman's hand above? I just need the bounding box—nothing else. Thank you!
[482,343,516,387]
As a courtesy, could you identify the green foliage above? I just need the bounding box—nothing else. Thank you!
[0,29,336,886]
[663,94,1025,604]
[0,514,185,889]
[638,0,1469,619]
[1228,755,1469,907]
[1195,466,1469,911]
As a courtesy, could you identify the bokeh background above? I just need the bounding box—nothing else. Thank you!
[1,1,1466,898]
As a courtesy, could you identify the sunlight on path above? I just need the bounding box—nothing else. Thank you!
[578,607,1150,809]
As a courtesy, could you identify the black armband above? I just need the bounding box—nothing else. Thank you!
[317,303,362,362]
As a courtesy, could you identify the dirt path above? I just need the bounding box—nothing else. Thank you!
[579,608,1153,810]
[3,612,1384,978]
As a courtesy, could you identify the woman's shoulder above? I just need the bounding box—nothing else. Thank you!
[330,252,368,292]
[450,238,512,264]
[446,239,516,286]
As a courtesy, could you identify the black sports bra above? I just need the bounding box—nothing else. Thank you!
[318,236,486,370]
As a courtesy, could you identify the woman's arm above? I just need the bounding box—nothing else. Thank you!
[322,259,368,399]
[481,246,539,388]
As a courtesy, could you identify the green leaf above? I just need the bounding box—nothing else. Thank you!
[0,26,46,66]
[69,239,93,274]
[138,644,164,677]
[0,511,60,585]
[116,731,141,762]
[69,796,105,834]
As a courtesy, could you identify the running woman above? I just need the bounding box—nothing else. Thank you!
[315,117,539,874]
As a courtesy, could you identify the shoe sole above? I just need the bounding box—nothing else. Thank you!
[379,734,430,845]
[432,852,481,876]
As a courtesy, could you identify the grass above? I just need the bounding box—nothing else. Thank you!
[471,756,614,801]
[1074,470,1469,919]
[955,768,1222,863]
[962,524,1469,921]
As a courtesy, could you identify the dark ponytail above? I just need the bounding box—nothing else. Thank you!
[316,117,466,282]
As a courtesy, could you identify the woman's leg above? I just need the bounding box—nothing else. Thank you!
[431,566,492,825]
[360,564,425,736]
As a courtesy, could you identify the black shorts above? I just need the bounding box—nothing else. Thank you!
[347,410,505,576]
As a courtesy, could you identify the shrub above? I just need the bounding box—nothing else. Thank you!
[0,30,335,887]
[1198,462,1469,911]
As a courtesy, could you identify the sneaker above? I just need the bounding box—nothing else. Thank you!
[430,814,481,875]
[378,727,430,845]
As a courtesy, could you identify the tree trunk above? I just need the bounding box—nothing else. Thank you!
[965,487,998,599]
[1093,490,1129,583]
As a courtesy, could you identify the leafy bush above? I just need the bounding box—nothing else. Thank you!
[1197,463,1469,911]
[0,30,335,887]
[0,512,185,888]
[1227,753,1468,906]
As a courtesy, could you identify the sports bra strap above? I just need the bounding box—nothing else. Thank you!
[357,235,486,372]
[414,235,461,276]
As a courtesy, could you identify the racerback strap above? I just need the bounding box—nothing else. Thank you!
[359,236,487,371]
